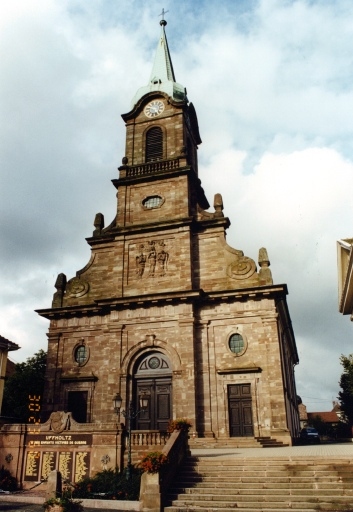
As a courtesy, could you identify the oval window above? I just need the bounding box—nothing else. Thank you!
[74,345,88,365]
[229,333,245,355]
[142,195,163,209]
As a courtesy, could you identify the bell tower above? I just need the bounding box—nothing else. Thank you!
[113,19,208,230]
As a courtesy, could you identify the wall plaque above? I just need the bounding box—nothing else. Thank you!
[28,434,92,447]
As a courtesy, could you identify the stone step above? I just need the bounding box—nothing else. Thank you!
[167,497,353,508]
[169,486,353,496]
[165,506,351,512]
[189,439,262,449]
[256,437,289,448]
[181,466,353,476]
[175,476,353,486]
[165,455,353,511]
[172,493,352,507]
[188,456,353,465]
[170,480,353,490]
[187,457,353,467]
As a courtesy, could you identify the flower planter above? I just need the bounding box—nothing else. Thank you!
[44,505,64,512]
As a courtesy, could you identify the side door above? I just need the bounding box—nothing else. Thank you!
[228,384,254,437]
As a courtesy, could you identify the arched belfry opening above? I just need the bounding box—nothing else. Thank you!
[133,352,172,431]
[145,126,163,162]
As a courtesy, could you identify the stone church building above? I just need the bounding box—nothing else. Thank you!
[1,20,299,485]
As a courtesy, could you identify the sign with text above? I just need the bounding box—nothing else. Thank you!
[28,434,92,447]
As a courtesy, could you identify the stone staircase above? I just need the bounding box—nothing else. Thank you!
[164,456,353,511]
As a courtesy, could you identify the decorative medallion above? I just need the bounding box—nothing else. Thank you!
[5,454,13,463]
[227,257,256,280]
[50,411,70,433]
[66,277,89,298]
[101,454,110,470]
[148,357,160,369]
[136,240,169,278]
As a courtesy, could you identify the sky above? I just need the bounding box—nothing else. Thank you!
[1,0,353,412]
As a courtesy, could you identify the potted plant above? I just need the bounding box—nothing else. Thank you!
[167,418,192,433]
[140,451,169,474]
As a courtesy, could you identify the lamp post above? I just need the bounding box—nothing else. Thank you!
[113,392,148,480]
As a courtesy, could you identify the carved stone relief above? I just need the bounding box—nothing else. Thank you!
[49,411,70,433]
[227,256,256,280]
[66,277,89,298]
[135,240,169,279]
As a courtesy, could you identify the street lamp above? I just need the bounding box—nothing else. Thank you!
[113,392,148,480]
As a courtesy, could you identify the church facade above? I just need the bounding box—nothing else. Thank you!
[1,20,299,485]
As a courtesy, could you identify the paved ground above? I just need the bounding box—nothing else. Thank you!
[192,440,353,459]
[2,442,353,511]
[0,505,121,512]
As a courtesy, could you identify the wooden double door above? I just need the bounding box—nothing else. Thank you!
[228,383,254,437]
[135,377,172,431]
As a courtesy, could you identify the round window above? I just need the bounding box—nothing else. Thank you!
[74,345,88,365]
[229,333,245,355]
[148,357,160,369]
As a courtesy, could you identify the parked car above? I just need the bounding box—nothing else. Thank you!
[300,427,320,444]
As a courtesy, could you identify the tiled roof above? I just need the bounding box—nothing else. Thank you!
[307,411,340,423]
[0,335,20,351]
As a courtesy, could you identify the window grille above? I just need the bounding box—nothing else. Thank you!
[229,333,245,354]
[75,345,87,364]
[143,196,163,209]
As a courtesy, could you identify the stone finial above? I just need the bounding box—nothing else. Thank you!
[52,273,67,308]
[122,156,128,165]
[93,213,104,236]
[258,247,273,284]
[213,193,224,217]
[258,247,270,267]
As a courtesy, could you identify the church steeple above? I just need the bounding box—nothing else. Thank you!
[131,19,187,108]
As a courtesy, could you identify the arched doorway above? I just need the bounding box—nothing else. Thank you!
[134,352,172,431]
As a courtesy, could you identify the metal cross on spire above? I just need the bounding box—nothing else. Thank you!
[159,8,169,25]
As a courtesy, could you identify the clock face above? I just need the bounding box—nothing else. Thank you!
[144,100,165,118]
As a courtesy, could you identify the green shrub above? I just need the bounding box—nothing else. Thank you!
[72,467,142,501]
[0,466,18,492]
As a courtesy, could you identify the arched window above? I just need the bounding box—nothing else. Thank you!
[145,127,163,162]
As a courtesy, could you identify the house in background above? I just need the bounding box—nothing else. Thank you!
[306,402,342,436]
[337,238,353,319]
[298,401,308,429]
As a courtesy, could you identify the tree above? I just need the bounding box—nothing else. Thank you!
[2,349,47,422]
[309,414,328,435]
[338,354,353,427]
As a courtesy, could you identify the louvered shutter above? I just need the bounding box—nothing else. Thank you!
[146,127,163,162]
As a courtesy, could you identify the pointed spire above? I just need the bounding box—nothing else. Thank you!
[149,20,176,85]
[131,18,187,108]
